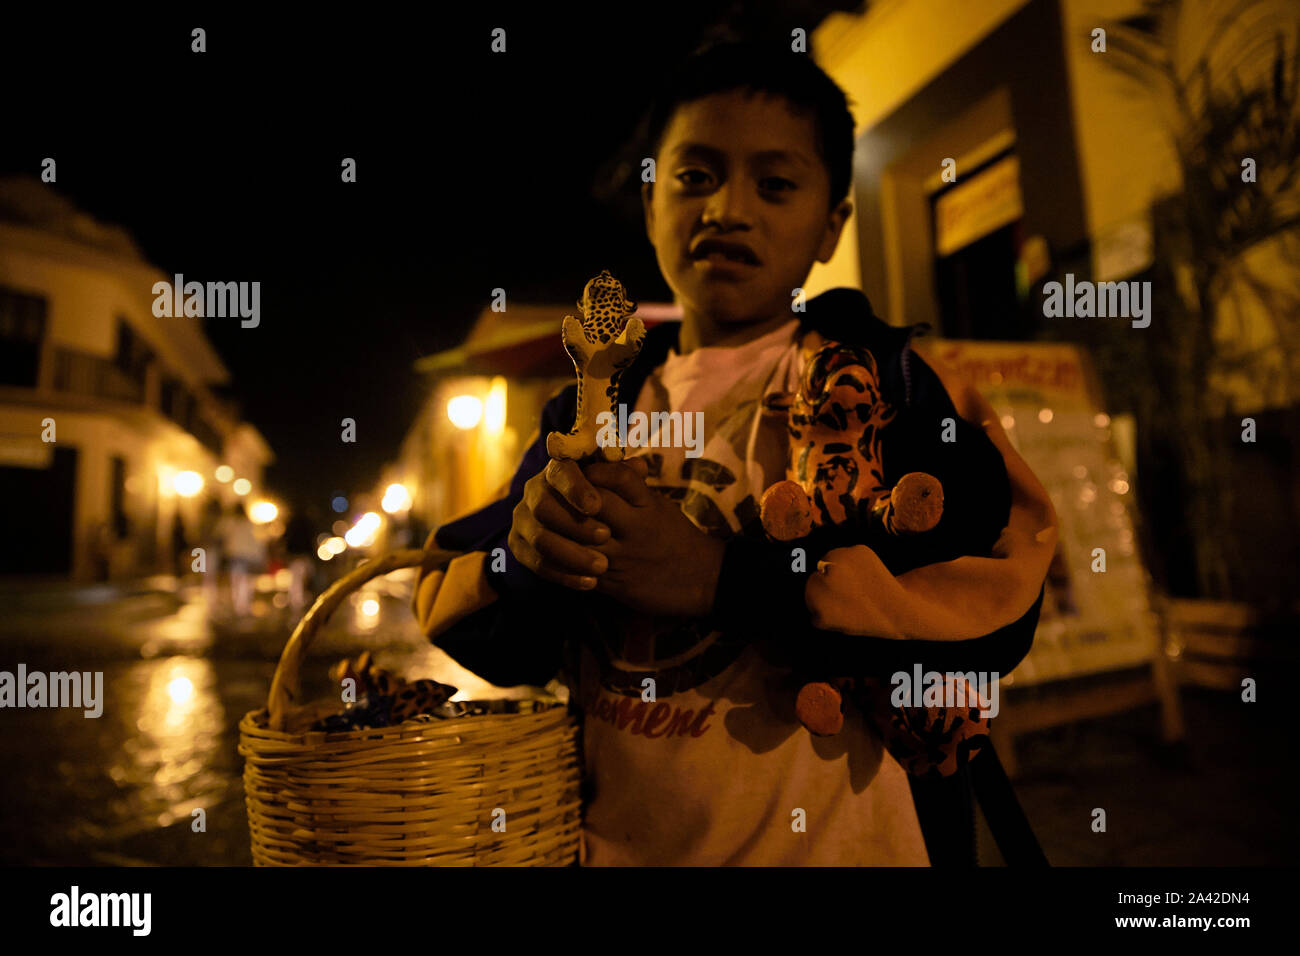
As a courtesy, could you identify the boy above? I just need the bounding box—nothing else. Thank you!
[414,42,1057,865]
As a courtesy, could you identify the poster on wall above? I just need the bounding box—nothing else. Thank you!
[928,340,1161,687]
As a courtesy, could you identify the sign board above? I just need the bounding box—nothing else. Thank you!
[928,340,1161,687]
[934,154,1023,257]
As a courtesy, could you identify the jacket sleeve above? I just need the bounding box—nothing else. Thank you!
[709,345,1057,678]
[410,385,582,688]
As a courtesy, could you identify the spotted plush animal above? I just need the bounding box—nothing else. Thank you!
[759,341,991,777]
[810,674,992,777]
[546,270,647,462]
[760,342,943,542]
[322,651,459,728]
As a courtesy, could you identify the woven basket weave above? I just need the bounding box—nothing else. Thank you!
[238,548,582,866]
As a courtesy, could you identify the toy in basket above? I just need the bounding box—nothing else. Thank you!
[238,548,583,866]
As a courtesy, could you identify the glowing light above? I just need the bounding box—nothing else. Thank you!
[331,495,348,513]
[485,377,507,434]
[157,465,177,497]
[360,598,380,618]
[1038,408,1054,424]
[215,465,234,483]
[249,500,279,524]
[1072,465,1088,479]
[273,568,292,589]
[1110,479,1130,495]
[325,536,346,555]
[381,483,412,514]
[173,470,204,498]
[317,544,333,561]
[167,677,194,703]
[331,520,349,536]
[1094,413,1111,428]
[255,574,275,592]
[447,394,483,429]
[344,511,382,548]
[233,478,252,496]
[1000,415,1016,431]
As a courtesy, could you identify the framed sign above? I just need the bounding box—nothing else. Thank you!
[928,340,1161,687]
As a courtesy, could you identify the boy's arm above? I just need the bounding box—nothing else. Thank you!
[805,347,1057,639]
[410,385,581,688]
[708,346,1057,675]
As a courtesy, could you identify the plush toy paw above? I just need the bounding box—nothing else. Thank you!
[760,480,814,541]
[874,471,944,534]
[795,681,846,736]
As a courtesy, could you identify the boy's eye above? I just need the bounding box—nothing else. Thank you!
[676,169,713,187]
[761,177,796,192]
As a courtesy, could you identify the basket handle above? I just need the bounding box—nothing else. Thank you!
[266,547,461,730]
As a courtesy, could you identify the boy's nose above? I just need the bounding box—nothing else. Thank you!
[701,182,754,229]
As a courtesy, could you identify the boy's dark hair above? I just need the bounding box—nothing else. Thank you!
[645,40,856,211]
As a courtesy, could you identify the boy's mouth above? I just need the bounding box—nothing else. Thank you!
[689,238,761,266]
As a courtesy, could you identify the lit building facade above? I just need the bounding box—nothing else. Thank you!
[0,178,273,581]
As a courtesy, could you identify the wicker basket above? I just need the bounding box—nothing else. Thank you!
[238,548,583,866]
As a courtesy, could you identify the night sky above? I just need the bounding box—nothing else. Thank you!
[2,6,845,512]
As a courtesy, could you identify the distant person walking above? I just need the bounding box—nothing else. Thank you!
[284,506,319,614]
[199,498,224,608]
[215,503,265,618]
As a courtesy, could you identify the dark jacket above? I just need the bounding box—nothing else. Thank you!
[419,287,1043,688]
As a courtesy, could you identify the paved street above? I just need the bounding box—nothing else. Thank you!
[0,576,1293,866]
[0,572,513,866]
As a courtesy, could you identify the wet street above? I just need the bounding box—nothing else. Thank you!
[0,571,516,866]
[0,574,1294,866]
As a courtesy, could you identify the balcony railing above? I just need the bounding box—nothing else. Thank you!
[50,348,228,455]
[53,348,145,404]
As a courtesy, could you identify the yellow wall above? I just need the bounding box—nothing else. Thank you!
[811,0,1035,298]
[1060,0,1180,258]
[816,0,1033,131]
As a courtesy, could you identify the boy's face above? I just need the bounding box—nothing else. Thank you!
[642,89,851,327]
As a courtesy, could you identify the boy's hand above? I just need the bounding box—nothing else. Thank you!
[584,457,726,618]
[509,458,612,590]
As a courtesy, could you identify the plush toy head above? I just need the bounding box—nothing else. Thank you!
[763,343,897,527]
[576,269,638,342]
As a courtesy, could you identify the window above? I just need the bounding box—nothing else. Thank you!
[161,375,195,429]
[114,320,153,389]
[0,286,47,387]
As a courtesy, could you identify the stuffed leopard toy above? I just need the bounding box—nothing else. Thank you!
[760,340,993,776]
[547,270,646,462]
[760,342,944,541]
[313,651,459,731]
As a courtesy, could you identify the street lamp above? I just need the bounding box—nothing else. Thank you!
[174,471,204,497]
[447,395,483,429]
[174,470,204,498]
[344,511,381,548]
[381,483,412,514]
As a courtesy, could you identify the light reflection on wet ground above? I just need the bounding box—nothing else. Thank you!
[0,580,521,865]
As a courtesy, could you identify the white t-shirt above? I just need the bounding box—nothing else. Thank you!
[576,318,930,866]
